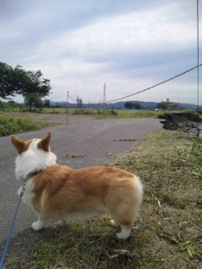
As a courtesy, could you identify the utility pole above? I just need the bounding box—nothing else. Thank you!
[66,91,69,125]
[196,0,200,137]
[66,91,69,113]
[103,83,106,111]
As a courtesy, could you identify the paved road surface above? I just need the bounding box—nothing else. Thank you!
[0,117,161,247]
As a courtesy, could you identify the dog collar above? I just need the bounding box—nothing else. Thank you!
[23,169,43,183]
[19,169,44,197]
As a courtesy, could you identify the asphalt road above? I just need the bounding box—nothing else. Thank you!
[0,117,161,247]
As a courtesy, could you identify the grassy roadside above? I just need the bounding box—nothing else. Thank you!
[0,113,61,136]
[3,129,202,269]
[0,114,41,136]
[0,110,161,136]
[1,109,199,136]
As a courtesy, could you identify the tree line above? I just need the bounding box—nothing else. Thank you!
[0,62,51,111]
[124,101,180,110]
[1,62,182,112]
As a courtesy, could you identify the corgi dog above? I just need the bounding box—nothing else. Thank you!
[11,132,143,239]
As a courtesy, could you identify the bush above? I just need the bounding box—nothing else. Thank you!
[108,109,118,116]
[184,110,201,122]
[0,115,40,136]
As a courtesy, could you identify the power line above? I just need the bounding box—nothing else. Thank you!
[68,94,77,101]
[107,64,202,103]
[196,0,200,111]
[196,0,200,137]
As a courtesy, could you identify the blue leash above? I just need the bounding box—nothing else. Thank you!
[0,196,22,269]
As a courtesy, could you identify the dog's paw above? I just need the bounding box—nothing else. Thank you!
[110,219,119,227]
[31,221,44,231]
[116,232,128,240]
[116,227,131,239]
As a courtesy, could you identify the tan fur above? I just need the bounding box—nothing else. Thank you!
[31,165,142,231]
[37,132,51,152]
[11,135,32,154]
[11,132,143,239]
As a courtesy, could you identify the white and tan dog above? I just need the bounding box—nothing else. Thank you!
[11,132,143,239]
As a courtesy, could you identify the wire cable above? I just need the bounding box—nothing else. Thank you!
[107,64,202,104]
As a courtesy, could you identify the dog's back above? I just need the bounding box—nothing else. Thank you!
[32,165,142,219]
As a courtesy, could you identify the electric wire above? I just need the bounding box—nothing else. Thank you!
[106,64,202,104]
[196,0,200,136]
[196,0,200,112]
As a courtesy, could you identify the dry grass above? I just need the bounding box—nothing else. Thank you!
[3,129,202,269]
[116,130,202,269]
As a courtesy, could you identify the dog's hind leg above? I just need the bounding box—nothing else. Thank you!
[116,225,132,239]
[32,214,48,231]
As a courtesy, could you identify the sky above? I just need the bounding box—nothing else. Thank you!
[1,0,202,105]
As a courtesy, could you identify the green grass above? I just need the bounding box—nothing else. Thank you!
[40,107,163,119]
[0,112,65,136]
[0,114,41,136]
[95,109,160,118]
[3,129,202,269]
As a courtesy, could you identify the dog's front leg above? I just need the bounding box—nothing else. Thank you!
[32,214,48,231]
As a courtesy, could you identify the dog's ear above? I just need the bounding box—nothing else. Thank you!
[37,132,51,152]
[11,135,27,154]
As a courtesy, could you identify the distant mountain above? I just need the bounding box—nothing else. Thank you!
[51,100,199,110]
[108,101,157,110]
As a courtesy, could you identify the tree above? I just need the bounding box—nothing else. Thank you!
[22,70,51,111]
[124,102,143,109]
[157,102,171,110]
[24,94,43,111]
[133,102,143,109]
[0,62,31,98]
[124,102,134,109]
[0,62,17,98]
[43,99,50,107]
[0,62,51,111]
[76,96,83,109]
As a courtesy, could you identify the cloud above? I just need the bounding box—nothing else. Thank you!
[1,0,201,104]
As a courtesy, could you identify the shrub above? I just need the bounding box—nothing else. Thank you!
[0,115,40,136]
[184,110,201,122]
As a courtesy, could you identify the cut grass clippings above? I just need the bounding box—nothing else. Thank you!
[3,129,202,269]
